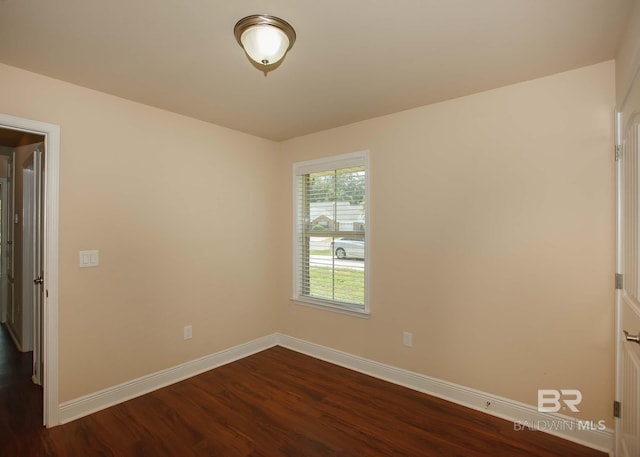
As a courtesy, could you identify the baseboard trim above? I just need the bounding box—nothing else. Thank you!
[58,334,278,424]
[56,332,613,454]
[5,323,24,352]
[275,333,614,455]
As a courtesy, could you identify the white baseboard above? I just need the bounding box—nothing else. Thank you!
[5,322,24,352]
[275,333,614,455]
[56,332,613,455]
[58,334,278,424]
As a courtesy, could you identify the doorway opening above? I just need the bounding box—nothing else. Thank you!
[0,127,45,420]
[0,114,60,428]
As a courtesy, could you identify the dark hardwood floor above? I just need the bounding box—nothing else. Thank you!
[0,323,44,457]
[0,325,606,456]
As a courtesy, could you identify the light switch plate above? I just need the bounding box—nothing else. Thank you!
[79,250,99,267]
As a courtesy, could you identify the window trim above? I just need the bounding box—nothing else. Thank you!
[292,150,370,316]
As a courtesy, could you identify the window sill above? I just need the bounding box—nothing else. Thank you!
[290,297,371,319]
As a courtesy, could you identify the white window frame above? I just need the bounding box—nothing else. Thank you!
[292,150,370,317]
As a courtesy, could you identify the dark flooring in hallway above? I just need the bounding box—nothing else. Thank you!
[0,323,43,456]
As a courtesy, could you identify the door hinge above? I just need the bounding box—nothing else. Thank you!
[616,144,623,161]
[614,400,621,418]
[616,273,624,290]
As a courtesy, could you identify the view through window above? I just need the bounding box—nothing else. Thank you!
[294,152,369,313]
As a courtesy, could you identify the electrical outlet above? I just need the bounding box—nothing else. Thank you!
[184,325,192,340]
[403,331,413,347]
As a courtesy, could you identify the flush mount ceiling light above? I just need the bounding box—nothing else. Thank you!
[234,14,296,75]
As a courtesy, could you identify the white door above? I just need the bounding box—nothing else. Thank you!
[23,149,43,385]
[616,66,640,457]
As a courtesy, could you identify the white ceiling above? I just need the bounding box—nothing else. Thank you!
[0,0,633,141]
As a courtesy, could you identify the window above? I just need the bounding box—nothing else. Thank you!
[293,151,369,315]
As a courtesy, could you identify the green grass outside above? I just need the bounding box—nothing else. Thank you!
[309,249,331,255]
[308,265,364,305]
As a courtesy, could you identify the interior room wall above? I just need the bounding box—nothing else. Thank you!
[0,62,281,402]
[616,0,640,105]
[0,56,617,427]
[277,61,616,424]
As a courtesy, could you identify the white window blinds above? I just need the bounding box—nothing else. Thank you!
[293,151,369,314]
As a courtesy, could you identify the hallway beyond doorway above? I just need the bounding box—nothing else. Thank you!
[0,323,42,453]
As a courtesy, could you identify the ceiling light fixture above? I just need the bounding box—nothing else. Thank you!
[234,14,296,75]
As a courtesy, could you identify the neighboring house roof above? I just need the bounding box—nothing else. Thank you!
[310,201,365,224]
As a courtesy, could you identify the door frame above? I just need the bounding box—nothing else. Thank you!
[614,58,640,455]
[0,177,7,324]
[0,113,59,427]
[614,107,623,457]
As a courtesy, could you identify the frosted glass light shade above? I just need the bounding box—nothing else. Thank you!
[241,25,289,65]
[234,15,296,71]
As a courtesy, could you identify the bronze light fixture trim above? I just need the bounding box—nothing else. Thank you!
[234,14,296,74]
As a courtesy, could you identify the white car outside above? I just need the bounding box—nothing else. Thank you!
[331,237,364,259]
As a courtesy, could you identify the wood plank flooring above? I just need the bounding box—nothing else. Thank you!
[0,324,606,456]
[0,323,45,457]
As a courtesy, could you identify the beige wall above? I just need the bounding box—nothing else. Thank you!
[0,63,281,402]
[616,0,640,105]
[278,61,616,423]
[0,58,617,425]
